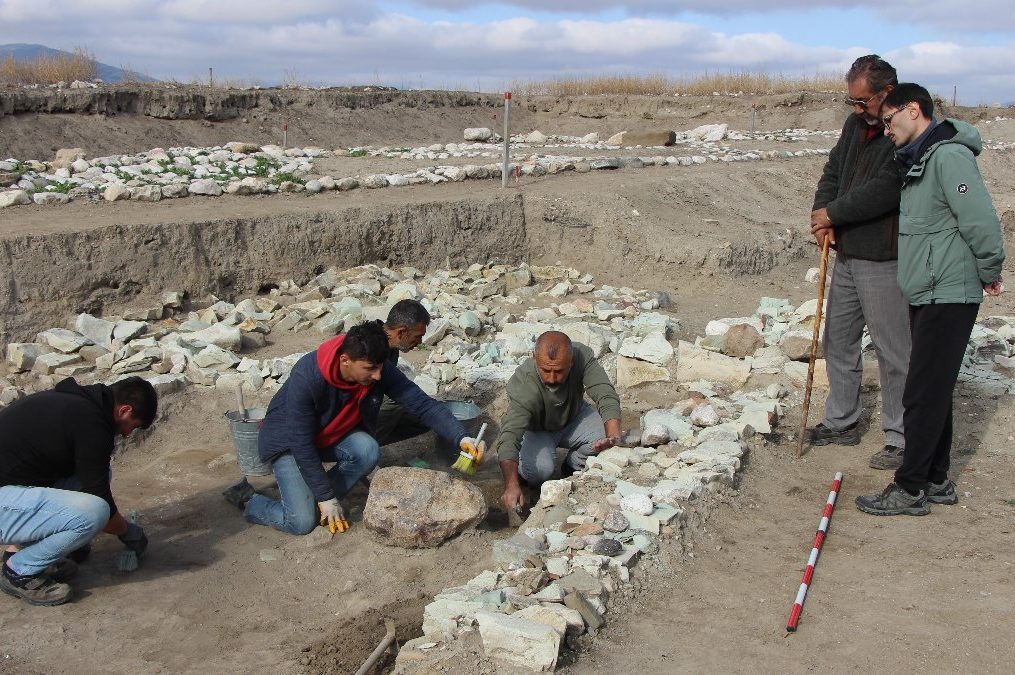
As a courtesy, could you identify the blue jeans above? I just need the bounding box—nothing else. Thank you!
[518,403,605,486]
[243,431,379,535]
[0,485,109,576]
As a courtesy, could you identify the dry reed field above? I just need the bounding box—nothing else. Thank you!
[0,47,97,86]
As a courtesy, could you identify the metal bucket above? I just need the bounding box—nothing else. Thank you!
[435,400,482,457]
[224,407,271,476]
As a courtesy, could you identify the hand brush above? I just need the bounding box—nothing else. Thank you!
[116,510,142,573]
[451,422,488,476]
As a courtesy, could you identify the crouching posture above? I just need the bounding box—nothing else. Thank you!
[498,331,622,512]
[239,321,482,535]
[0,377,156,606]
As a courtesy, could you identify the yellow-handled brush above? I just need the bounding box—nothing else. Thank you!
[452,422,487,476]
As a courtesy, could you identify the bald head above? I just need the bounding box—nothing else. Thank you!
[534,331,574,389]
[535,331,572,360]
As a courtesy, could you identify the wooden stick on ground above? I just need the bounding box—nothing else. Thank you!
[796,237,831,458]
[355,619,397,675]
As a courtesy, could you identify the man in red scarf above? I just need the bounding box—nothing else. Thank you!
[237,321,481,535]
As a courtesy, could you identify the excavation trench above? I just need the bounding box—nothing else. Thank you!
[0,194,528,344]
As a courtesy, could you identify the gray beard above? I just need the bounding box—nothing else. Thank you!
[543,384,561,393]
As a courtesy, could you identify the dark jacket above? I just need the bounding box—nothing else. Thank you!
[258,349,467,502]
[896,119,1005,305]
[813,113,903,261]
[0,378,118,515]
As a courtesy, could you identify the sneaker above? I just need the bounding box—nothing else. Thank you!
[222,479,256,510]
[869,445,905,470]
[1,552,77,582]
[805,422,860,446]
[927,480,958,505]
[855,483,930,516]
[0,563,72,606]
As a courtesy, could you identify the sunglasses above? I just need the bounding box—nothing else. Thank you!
[882,106,907,127]
[843,91,883,108]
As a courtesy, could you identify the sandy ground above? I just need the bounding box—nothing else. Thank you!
[1,91,1014,673]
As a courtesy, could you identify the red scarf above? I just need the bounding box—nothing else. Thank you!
[314,335,372,448]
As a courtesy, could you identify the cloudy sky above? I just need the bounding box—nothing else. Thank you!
[1,0,1012,103]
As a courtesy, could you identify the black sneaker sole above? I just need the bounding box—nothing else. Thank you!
[927,493,958,505]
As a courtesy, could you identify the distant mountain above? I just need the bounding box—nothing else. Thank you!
[0,43,155,83]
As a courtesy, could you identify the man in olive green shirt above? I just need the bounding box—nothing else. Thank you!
[497,331,622,511]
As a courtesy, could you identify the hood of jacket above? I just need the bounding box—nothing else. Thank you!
[54,377,113,430]
[906,119,982,180]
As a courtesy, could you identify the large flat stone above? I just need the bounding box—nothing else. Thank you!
[476,610,561,672]
[676,340,751,386]
[364,467,487,548]
[623,130,677,146]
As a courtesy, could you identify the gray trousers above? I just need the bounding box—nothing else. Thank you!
[519,403,605,486]
[821,254,911,448]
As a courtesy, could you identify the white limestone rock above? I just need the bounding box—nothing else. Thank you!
[476,610,561,672]
[37,328,91,354]
[619,333,674,365]
[188,178,223,196]
[464,127,494,141]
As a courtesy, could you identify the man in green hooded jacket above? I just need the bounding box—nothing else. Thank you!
[856,83,1005,516]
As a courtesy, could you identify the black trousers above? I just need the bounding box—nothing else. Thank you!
[894,302,980,494]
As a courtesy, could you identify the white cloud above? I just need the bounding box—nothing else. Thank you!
[1,3,1010,102]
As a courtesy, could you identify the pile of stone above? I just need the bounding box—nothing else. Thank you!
[5,262,1013,413]
[398,397,761,671]
[0,143,321,207]
[1,123,844,209]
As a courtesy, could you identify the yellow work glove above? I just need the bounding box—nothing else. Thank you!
[459,437,486,465]
[318,498,350,534]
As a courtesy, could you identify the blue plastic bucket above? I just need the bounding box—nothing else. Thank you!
[224,407,271,476]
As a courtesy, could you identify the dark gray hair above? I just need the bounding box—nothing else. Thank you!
[846,54,898,92]
[385,299,431,330]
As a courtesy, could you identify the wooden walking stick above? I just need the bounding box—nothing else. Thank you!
[796,236,831,457]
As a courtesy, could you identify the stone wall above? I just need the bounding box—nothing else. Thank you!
[0,195,526,343]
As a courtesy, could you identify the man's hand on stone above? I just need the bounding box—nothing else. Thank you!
[501,484,525,512]
[591,436,620,454]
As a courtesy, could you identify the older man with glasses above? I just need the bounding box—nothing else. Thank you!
[806,54,912,470]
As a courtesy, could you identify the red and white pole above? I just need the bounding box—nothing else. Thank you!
[786,471,842,633]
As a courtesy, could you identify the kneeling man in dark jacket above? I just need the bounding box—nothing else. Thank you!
[0,376,156,606]
[240,320,483,535]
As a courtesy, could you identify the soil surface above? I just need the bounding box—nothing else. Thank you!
[0,88,1013,673]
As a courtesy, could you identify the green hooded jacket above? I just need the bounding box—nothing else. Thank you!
[897,119,1005,305]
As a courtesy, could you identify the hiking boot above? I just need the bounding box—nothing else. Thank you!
[222,478,256,510]
[869,445,905,470]
[855,483,930,516]
[927,479,958,505]
[805,422,860,446]
[2,552,77,582]
[0,564,72,606]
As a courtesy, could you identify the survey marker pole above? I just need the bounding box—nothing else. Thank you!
[786,472,842,632]
[502,92,512,188]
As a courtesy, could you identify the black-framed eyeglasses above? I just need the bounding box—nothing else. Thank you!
[843,91,882,108]
[882,106,907,127]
